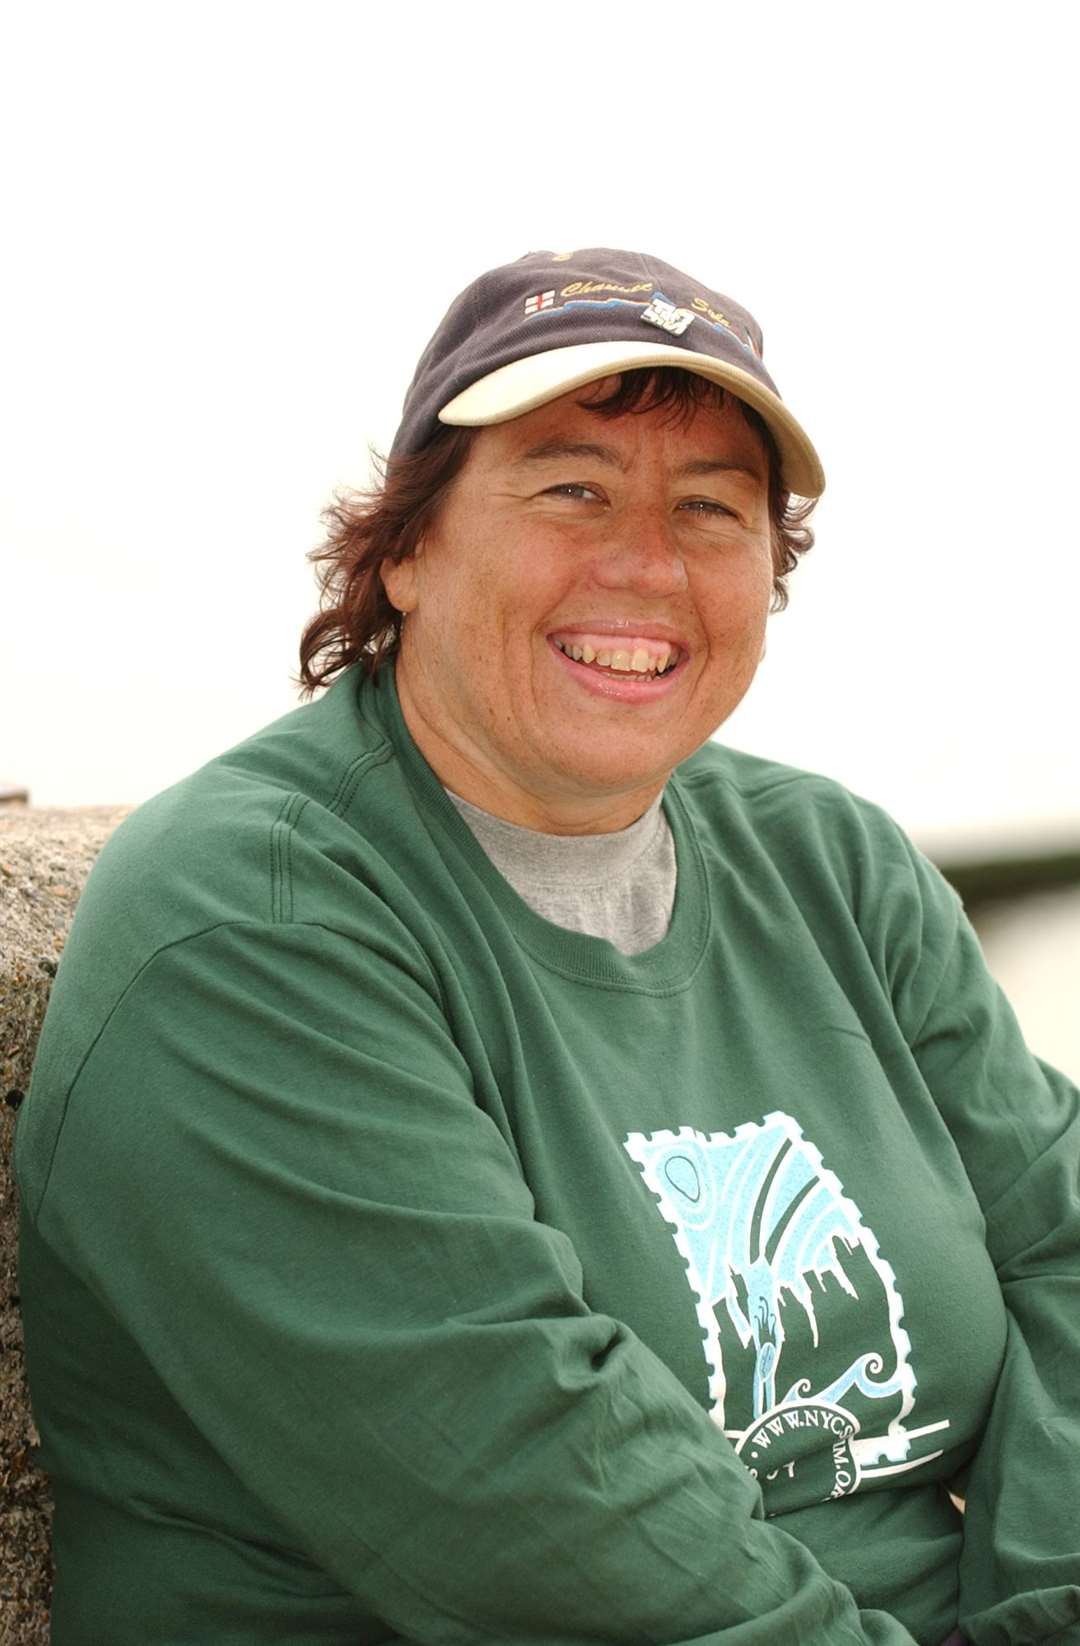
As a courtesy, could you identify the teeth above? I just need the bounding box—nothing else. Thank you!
[554,638,677,676]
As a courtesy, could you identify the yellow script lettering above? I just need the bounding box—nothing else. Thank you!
[692,296,733,329]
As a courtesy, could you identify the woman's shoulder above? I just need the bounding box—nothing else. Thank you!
[44,671,407,1024]
[674,739,903,849]
[672,739,959,935]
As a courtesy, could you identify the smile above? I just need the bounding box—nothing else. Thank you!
[550,633,683,677]
[547,632,687,702]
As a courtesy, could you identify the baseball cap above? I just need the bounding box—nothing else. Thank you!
[389,248,824,498]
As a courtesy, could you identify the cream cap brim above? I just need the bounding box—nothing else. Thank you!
[438,340,825,499]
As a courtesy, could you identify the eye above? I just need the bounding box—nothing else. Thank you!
[678,498,738,518]
[543,482,604,503]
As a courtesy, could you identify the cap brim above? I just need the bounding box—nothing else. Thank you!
[438,340,825,498]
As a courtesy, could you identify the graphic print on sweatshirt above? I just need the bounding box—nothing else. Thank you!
[625,1112,950,1513]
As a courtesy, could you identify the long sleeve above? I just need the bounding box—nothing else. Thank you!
[885,842,1080,1645]
[22,916,918,1644]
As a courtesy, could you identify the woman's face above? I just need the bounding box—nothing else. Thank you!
[382,383,774,833]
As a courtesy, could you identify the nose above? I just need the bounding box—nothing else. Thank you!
[588,509,689,596]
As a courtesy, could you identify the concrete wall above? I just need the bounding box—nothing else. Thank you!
[0,808,127,1646]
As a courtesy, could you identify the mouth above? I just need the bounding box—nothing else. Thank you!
[547,629,687,699]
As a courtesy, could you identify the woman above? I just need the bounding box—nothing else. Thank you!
[18,248,1080,1643]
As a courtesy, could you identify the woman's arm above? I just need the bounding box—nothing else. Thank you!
[887,840,1080,1645]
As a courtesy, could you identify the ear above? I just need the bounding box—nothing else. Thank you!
[380,554,420,615]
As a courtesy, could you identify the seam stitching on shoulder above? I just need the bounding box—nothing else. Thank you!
[269,792,293,923]
[327,744,394,819]
[286,794,311,922]
[335,746,396,819]
[269,793,312,923]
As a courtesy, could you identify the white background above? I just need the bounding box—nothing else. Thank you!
[3,1,1078,870]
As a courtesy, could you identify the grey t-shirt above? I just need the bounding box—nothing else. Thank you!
[446,790,676,957]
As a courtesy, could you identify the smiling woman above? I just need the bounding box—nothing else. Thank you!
[17,248,1080,1646]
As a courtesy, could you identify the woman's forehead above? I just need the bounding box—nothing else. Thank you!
[468,383,770,478]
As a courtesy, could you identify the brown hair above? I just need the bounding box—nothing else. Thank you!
[298,369,816,695]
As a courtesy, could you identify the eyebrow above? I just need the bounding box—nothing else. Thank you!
[513,439,764,482]
[676,458,765,482]
[515,439,626,468]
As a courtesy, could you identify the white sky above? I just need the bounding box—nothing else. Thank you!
[3,1,1078,864]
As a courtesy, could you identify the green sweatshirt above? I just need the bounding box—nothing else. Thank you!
[16,665,1080,1646]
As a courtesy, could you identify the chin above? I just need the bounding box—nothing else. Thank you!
[558,756,670,797]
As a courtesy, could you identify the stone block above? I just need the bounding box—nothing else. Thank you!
[1,808,127,1646]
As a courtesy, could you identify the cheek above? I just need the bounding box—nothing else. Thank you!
[413,542,489,646]
[699,556,774,637]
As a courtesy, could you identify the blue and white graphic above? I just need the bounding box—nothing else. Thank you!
[640,291,695,335]
[625,1114,949,1513]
